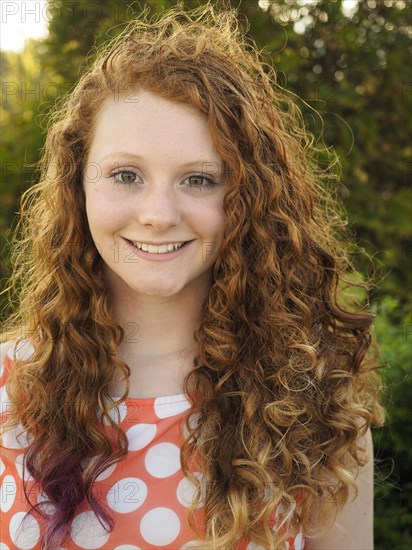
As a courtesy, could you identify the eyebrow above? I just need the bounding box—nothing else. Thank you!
[98,152,222,172]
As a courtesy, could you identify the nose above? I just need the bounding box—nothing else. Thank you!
[136,181,181,231]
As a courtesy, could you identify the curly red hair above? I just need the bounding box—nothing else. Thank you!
[1,3,383,549]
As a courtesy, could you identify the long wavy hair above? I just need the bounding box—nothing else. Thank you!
[1,3,384,549]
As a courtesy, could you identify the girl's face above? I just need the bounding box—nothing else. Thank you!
[83,89,228,300]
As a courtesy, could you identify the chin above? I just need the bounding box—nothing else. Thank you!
[134,284,185,297]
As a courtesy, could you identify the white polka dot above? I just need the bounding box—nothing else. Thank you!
[107,477,147,513]
[37,492,56,515]
[154,395,191,419]
[263,485,274,503]
[15,454,34,482]
[113,546,141,550]
[96,463,116,481]
[180,542,203,549]
[0,542,11,549]
[1,424,32,449]
[294,531,304,549]
[126,423,157,451]
[271,502,285,519]
[0,457,5,476]
[140,507,180,546]
[182,413,201,440]
[15,340,35,362]
[6,343,14,359]
[102,401,128,425]
[70,510,110,549]
[0,474,17,513]
[0,384,12,415]
[177,472,205,508]
[10,512,40,549]
[144,442,181,478]
[246,543,266,550]
[81,456,116,481]
[0,360,4,379]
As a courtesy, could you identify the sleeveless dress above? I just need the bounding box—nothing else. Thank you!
[0,340,305,549]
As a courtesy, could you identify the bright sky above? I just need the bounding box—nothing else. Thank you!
[1,0,359,52]
[1,0,48,52]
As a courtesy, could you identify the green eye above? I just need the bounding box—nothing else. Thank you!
[186,174,216,189]
[188,175,204,186]
[109,170,217,189]
[112,171,137,185]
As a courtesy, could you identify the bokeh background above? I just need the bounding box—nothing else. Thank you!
[1,0,411,547]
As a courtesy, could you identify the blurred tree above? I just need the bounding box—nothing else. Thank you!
[230,0,411,302]
[1,40,56,318]
[371,295,412,549]
[39,0,175,84]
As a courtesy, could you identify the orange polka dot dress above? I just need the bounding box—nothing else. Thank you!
[1,341,305,549]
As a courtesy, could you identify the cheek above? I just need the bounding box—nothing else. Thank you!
[191,199,226,236]
[86,192,128,233]
[191,202,226,263]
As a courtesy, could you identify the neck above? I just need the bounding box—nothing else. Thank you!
[107,279,209,398]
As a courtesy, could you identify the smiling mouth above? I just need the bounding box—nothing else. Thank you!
[128,240,191,254]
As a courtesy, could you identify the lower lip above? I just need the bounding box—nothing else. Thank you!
[122,238,193,261]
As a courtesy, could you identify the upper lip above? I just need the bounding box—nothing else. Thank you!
[126,238,190,245]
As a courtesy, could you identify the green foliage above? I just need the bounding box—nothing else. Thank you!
[1,41,49,229]
[38,0,176,83]
[241,0,411,301]
[0,40,58,320]
[371,295,412,549]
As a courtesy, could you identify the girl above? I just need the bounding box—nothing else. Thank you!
[0,3,383,549]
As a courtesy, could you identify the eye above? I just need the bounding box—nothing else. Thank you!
[185,174,216,189]
[111,170,138,185]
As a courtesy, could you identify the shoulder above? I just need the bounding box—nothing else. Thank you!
[305,427,374,550]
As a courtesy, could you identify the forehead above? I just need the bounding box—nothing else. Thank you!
[88,90,221,165]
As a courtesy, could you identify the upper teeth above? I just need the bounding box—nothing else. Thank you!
[131,241,185,254]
